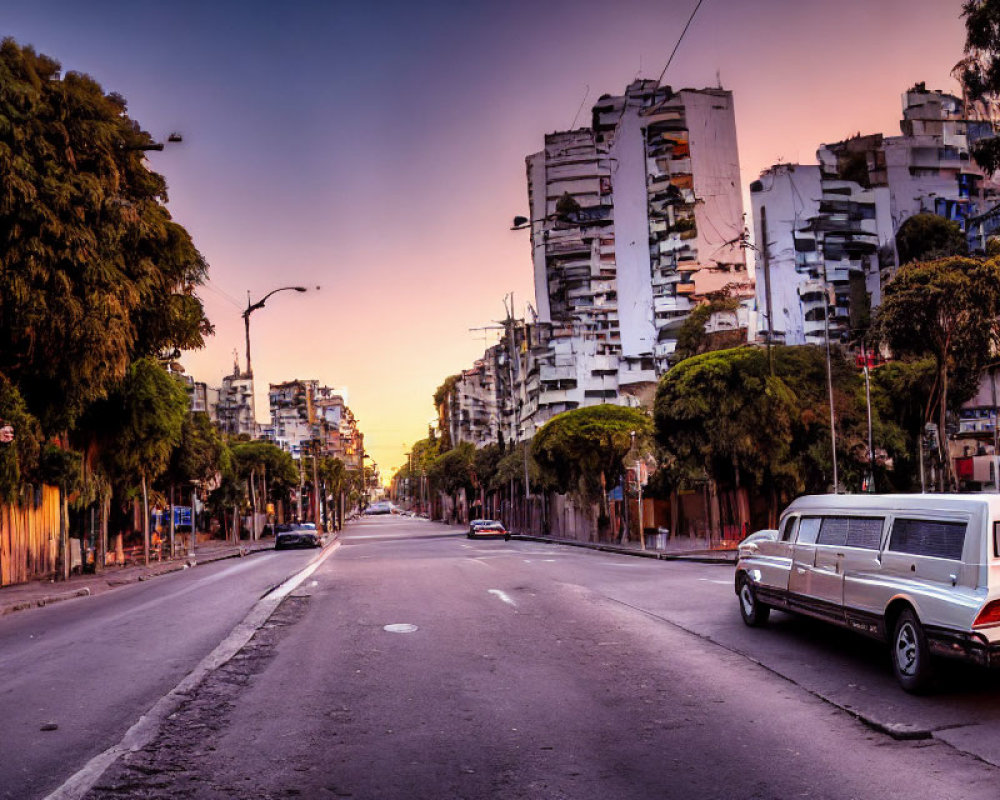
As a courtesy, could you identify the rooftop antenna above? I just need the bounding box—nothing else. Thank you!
[657,0,708,86]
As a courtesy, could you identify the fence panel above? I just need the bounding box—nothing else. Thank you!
[0,486,60,586]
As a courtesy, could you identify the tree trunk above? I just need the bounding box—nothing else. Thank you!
[940,361,953,492]
[249,467,257,541]
[98,492,109,572]
[59,484,69,580]
[312,455,321,530]
[262,463,269,534]
[709,478,721,545]
[169,484,176,559]
[141,474,150,567]
[670,490,680,542]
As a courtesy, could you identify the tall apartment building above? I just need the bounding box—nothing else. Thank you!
[447,353,501,449]
[754,84,1000,345]
[217,360,257,437]
[523,80,748,429]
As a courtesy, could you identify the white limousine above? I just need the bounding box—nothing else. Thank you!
[735,494,1000,692]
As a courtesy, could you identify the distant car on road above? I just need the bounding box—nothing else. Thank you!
[274,524,322,550]
[468,518,490,535]
[468,520,507,539]
[364,501,395,516]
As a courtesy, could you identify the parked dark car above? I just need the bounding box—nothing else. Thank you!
[274,524,322,550]
[468,520,507,539]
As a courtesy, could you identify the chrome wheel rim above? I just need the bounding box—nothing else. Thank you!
[895,622,918,676]
[740,583,755,618]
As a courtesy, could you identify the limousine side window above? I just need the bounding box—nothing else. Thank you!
[797,517,821,545]
[780,515,799,541]
[888,518,966,561]
[816,516,884,549]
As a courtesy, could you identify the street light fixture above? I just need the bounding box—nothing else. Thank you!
[242,286,310,376]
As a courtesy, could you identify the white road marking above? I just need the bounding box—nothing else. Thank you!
[699,578,732,585]
[488,589,516,607]
[44,542,342,800]
[384,623,419,633]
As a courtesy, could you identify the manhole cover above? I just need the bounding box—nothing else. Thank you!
[383,623,419,634]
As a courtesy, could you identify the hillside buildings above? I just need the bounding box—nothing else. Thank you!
[265,380,364,469]
[181,364,366,473]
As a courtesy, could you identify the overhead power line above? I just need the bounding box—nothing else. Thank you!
[657,0,708,86]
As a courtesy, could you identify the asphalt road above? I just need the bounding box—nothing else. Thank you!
[0,544,323,800]
[70,516,1000,799]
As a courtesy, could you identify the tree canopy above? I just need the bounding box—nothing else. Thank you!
[0,39,211,434]
[428,441,476,497]
[895,213,967,265]
[532,404,653,505]
[874,255,1000,488]
[165,411,227,488]
[230,440,298,488]
[99,358,189,495]
[671,296,741,364]
[959,0,1000,171]
[655,345,917,508]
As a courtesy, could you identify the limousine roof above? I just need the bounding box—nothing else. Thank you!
[784,493,1000,517]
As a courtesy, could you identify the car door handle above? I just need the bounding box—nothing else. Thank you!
[796,567,806,574]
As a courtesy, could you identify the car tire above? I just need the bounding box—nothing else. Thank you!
[891,607,934,693]
[737,573,770,627]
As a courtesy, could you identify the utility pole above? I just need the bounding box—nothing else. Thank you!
[297,452,304,521]
[821,261,839,493]
[760,205,775,376]
[862,342,875,492]
[312,440,321,530]
[505,294,531,532]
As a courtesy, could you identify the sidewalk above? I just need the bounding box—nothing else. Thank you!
[509,532,738,564]
[0,538,277,618]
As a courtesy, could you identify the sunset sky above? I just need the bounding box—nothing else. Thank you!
[6,0,972,476]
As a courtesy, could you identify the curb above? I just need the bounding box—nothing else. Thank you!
[1,587,92,616]
[509,534,736,564]
[0,541,280,619]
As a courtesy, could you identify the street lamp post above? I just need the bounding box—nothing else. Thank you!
[242,286,309,376]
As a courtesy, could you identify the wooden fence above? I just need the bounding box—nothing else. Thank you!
[0,486,60,586]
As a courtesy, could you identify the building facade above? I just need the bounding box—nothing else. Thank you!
[754,84,1000,346]
[522,80,749,430]
[216,360,257,438]
[267,379,363,468]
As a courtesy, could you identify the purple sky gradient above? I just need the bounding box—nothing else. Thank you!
[6,0,970,475]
